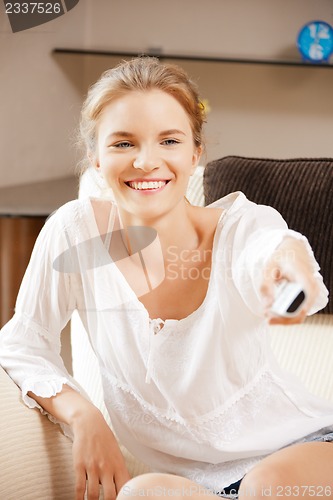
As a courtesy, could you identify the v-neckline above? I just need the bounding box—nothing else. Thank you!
[86,197,226,326]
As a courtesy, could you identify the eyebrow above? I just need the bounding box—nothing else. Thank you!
[159,129,186,137]
[105,129,186,141]
[105,131,135,140]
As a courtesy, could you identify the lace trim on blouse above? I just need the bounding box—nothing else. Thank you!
[102,366,305,441]
[102,369,281,488]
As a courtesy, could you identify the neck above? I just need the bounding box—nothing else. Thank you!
[117,201,202,256]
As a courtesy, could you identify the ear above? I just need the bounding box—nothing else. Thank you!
[190,145,202,175]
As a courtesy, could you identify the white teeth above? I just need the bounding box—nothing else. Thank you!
[128,180,167,190]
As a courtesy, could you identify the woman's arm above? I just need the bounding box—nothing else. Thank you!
[30,385,131,500]
[0,204,130,500]
[231,202,328,318]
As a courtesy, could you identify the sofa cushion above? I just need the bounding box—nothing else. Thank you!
[0,366,75,499]
[204,156,333,314]
[270,314,333,402]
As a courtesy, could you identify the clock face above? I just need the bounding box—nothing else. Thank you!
[297,21,333,62]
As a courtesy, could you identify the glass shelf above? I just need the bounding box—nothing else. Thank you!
[53,48,333,69]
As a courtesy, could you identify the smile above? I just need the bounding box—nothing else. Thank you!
[126,180,170,191]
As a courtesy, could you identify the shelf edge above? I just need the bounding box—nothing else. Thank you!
[52,48,333,69]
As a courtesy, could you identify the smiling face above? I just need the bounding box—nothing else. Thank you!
[92,89,201,222]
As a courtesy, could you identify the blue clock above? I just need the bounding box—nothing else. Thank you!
[297,20,333,63]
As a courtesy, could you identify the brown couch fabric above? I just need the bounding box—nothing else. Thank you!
[204,156,333,314]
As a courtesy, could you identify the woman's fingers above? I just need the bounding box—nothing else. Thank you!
[100,475,117,500]
[260,260,282,308]
[74,465,88,500]
[82,471,118,500]
[73,456,130,500]
[86,472,101,500]
[86,469,127,500]
[268,307,307,325]
[114,467,132,497]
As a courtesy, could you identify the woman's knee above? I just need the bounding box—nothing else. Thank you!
[239,462,290,499]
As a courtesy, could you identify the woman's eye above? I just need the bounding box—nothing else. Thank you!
[161,139,180,146]
[113,141,133,148]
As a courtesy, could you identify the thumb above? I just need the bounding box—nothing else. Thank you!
[260,260,282,309]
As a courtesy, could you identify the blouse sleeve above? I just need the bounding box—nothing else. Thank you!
[0,205,82,415]
[229,201,329,316]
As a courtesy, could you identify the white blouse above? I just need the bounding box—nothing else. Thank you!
[1,192,332,491]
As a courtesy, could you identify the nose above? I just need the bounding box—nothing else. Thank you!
[133,148,161,172]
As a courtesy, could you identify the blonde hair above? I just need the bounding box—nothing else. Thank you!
[78,56,206,173]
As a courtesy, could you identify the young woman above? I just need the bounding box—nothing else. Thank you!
[0,57,332,500]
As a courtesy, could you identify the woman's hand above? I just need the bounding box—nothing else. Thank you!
[29,385,130,499]
[260,237,320,325]
[71,405,131,500]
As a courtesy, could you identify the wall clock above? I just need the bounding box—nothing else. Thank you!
[297,21,333,62]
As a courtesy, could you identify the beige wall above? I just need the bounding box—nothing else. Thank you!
[0,0,332,188]
[0,1,88,188]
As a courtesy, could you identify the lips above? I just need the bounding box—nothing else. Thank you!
[125,179,170,190]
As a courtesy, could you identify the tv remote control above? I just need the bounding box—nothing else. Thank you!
[270,281,306,317]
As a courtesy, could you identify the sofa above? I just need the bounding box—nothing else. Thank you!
[0,157,332,499]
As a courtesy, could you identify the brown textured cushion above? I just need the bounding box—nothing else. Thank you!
[204,156,333,314]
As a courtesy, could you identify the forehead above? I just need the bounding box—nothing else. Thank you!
[98,89,192,131]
